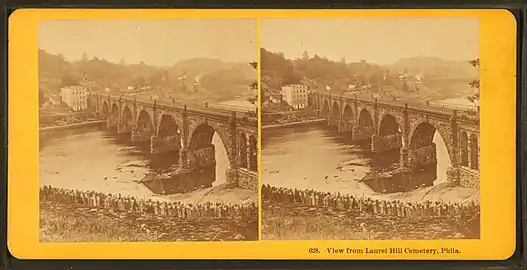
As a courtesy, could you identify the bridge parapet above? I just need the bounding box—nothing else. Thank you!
[92,93,257,127]
[316,92,478,122]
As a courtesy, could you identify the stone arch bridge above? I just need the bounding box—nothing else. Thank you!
[89,93,258,192]
[310,92,480,188]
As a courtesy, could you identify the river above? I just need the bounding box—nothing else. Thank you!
[39,126,231,201]
[261,125,458,200]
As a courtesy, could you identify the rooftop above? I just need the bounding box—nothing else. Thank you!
[281,84,306,88]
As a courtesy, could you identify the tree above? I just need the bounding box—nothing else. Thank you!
[82,52,89,62]
[466,58,480,111]
[247,61,258,110]
[61,73,80,86]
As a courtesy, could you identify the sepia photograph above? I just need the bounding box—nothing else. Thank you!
[38,19,259,242]
[260,18,480,240]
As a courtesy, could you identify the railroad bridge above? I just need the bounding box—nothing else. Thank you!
[310,91,480,188]
[89,93,258,193]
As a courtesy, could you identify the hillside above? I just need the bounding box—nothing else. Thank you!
[391,56,478,80]
[260,48,478,103]
[38,50,255,102]
[389,57,478,101]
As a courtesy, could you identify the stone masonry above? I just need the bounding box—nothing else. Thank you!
[91,93,258,193]
[311,91,480,188]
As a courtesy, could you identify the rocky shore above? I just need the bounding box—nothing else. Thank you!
[262,119,326,130]
[39,120,104,132]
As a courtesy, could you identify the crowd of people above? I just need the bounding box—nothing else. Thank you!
[40,185,257,220]
[262,184,479,219]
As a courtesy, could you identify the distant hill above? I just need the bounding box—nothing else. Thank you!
[168,58,255,99]
[388,57,478,100]
[390,56,478,80]
[38,50,255,102]
[260,48,479,103]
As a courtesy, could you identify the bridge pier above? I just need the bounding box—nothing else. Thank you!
[446,166,480,188]
[446,167,460,186]
[337,122,354,141]
[142,167,211,195]
[187,144,217,188]
[399,147,410,167]
[371,134,402,152]
[325,117,337,129]
[117,121,133,135]
[225,167,239,188]
[131,128,152,142]
[337,121,354,133]
[150,135,180,154]
[353,126,372,142]
[407,143,438,170]
[106,118,118,130]
[225,167,258,190]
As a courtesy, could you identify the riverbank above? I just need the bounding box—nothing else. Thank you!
[261,202,479,240]
[163,183,258,204]
[40,120,105,132]
[40,201,258,242]
[262,119,326,130]
[380,182,480,204]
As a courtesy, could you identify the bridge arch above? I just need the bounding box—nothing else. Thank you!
[470,133,479,170]
[188,122,233,167]
[460,131,469,167]
[122,106,133,124]
[111,103,119,118]
[409,122,453,170]
[358,108,374,136]
[342,104,354,123]
[378,114,400,136]
[409,122,437,149]
[341,103,355,134]
[239,132,248,169]
[331,101,341,122]
[157,114,180,137]
[136,110,154,136]
[101,101,110,117]
[320,99,331,119]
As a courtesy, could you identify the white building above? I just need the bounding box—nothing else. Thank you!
[60,86,88,111]
[281,84,308,109]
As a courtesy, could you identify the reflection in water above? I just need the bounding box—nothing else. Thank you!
[39,126,229,199]
[262,125,450,196]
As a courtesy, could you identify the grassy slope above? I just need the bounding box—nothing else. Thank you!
[40,202,258,242]
[262,203,479,241]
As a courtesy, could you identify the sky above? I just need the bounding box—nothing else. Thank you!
[261,17,479,64]
[39,19,257,66]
